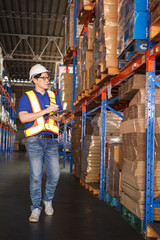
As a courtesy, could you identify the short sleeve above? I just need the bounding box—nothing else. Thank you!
[56,94,63,111]
[18,94,32,113]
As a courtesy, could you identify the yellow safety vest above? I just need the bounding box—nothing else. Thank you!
[24,90,59,137]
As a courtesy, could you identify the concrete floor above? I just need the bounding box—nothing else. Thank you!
[0,152,144,240]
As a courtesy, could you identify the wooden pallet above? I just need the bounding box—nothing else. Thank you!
[96,67,119,86]
[80,179,99,196]
[88,83,100,94]
[78,5,94,24]
[147,223,160,239]
[73,89,90,106]
[78,89,90,101]
[63,47,74,65]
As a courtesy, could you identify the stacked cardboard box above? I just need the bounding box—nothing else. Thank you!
[71,117,82,179]
[106,144,123,198]
[119,74,160,220]
[150,0,160,23]
[149,0,160,41]
[63,4,74,55]
[75,36,83,101]
[75,26,93,99]
[61,73,73,110]
[93,0,118,78]
[90,111,122,142]
[81,135,101,183]
[90,111,123,192]
[77,0,94,20]
[72,116,93,179]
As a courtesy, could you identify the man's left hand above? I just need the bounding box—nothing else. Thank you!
[49,113,65,122]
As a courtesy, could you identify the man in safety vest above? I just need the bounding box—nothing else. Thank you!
[18,64,64,223]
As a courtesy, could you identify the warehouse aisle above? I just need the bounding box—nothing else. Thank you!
[0,152,144,240]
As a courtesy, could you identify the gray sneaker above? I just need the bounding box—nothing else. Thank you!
[43,200,54,215]
[29,208,41,222]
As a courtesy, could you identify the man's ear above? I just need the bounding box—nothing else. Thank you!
[32,78,36,84]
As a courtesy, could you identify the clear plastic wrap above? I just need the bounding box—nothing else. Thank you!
[106,144,122,197]
[150,1,160,24]
[61,73,73,110]
[81,135,101,183]
[91,112,123,143]
[71,117,82,178]
[66,4,74,52]
[93,0,118,73]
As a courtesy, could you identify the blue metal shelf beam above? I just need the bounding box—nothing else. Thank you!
[100,91,107,200]
[72,0,77,111]
[144,58,156,229]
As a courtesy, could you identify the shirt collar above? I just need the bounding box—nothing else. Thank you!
[33,87,47,96]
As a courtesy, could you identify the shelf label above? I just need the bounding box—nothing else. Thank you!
[131,63,137,70]
[142,55,145,64]
[107,83,112,99]
[150,49,154,56]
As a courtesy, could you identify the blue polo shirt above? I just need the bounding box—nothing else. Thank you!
[18,88,62,136]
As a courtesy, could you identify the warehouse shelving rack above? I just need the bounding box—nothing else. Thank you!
[64,0,160,235]
[73,43,160,234]
[0,82,16,153]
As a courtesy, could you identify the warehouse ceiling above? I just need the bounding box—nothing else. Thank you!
[0,0,68,83]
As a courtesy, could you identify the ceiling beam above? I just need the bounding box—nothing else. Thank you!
[0,11,65,22]
[3,58,62,63]
[0,33,63,40]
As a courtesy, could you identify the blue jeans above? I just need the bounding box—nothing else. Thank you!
[27,136,60,211]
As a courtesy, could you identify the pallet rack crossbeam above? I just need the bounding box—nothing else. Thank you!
[153,198,160,204]
[155,80,160,88]
[86,105,101,116]
[86,116,92,121]
[106,105,123,119]
[107,96,119,105]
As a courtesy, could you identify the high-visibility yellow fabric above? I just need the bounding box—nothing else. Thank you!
[24,90,59,137]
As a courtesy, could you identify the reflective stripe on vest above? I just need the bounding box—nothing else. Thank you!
[24,90,59,137]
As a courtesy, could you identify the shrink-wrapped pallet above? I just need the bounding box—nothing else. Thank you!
[64,4,74,54]
[77,0,94,19]
[93,0,118,74]
[89,64,95,88]
[71,117,82,178]
[81,135,101,183]
[81,50,93,90]
[61,73,73,110]
[91,111,122,143]
[106,144,123,198]
[75,37,83,100]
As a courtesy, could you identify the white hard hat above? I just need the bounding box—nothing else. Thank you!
[29,64,49,82]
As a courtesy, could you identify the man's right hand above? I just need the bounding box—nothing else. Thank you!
[45,104,59,114]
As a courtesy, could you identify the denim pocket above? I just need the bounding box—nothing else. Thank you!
[27,136,38,144]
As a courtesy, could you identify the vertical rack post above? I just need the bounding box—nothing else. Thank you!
[70,113,74,174]
[81,105,86,170]
[144,57,155,230]
[100,91,107,200]
[0,124,2,153]
[72,0,77,111]
[63,121,67,168]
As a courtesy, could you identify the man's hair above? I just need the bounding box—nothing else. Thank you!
[33,73,42,79]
